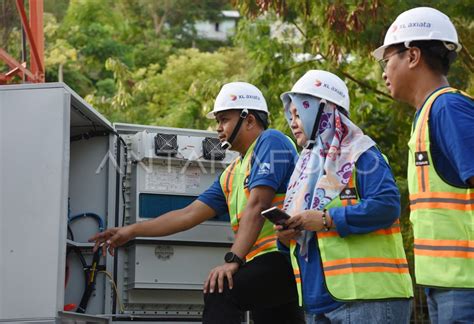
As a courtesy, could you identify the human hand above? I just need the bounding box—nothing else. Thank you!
[203,262,239,294]
[286,210,325,232]
[89,226,134,256]
[274,225,301,247]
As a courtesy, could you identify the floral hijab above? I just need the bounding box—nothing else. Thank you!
[282,94,375,260]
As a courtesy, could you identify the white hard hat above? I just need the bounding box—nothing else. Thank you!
[206,82,268,119]
[280,70,350,113]
[372,7,461,60]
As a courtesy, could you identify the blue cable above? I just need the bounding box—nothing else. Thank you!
[68,213,105,232]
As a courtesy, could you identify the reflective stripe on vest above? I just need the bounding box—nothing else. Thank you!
[220,139,282,262]
[414,238,474,259]
[407,87,474,288]
[410,192,474,211]
[293,266,301,284]
[289,169,413,304]
[322,257,409,276]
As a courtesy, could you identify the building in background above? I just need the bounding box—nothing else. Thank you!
[195,10,240,42]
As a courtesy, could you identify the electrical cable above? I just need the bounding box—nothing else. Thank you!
[76,248,102,314]
[68,213,105,233]
[65,245,88,292]
[116,134,128,228]
[67,225,75,241]
[66,216,103,313]
[99,270,125,313]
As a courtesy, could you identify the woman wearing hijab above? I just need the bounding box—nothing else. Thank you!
[277,70,413,323]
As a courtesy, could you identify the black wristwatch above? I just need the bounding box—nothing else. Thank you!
[224,252,245,267]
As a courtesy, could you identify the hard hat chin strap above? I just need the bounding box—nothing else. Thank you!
[221,109,249,150]
[306,100,326,150]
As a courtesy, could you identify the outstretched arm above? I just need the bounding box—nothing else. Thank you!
[89,200,216,256]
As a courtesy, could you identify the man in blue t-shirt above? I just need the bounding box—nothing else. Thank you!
[90,82,303,324]
[373,7,474,324]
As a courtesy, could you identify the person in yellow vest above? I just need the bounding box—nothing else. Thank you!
[90,82,304,324]
[275,70,413,323]
[372,7,474,323]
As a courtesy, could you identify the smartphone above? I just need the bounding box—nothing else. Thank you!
[261,206,291,228]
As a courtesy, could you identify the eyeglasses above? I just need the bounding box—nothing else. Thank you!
[378,48,408,71]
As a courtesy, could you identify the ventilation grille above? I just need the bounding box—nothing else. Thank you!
[154,133,178,156]
[202,137,226,161]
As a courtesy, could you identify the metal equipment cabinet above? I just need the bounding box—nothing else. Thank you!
[110,123,235,322]
[0,83,113,323]
[0,83,237,323]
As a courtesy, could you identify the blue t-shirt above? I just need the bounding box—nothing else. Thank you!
[198,129,298,215]
[280,146,401,314]
[413,88,474,187]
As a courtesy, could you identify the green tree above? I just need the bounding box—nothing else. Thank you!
[86,47,251,128]
[39,0,234,95]
[56,0,130,93]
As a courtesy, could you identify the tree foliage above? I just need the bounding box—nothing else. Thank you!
[2,0,230,94]
[86,47,251,129]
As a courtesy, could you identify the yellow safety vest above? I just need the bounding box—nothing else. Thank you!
[290,168,413,303]
[407,87,474,288]
[219,139,285,262]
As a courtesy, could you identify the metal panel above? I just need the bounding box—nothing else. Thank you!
[65,137,110,314]
[58,311,110,323]
[0,312,111,324]
[69,137,110,239]
[0,87,70,319]
[130,222,234,244]
[0,83,114,321]
[0,83,113,136]
[129,129,235,164]
[127,244,229,290]
[111,123,238,318]
[136,163,218,197]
